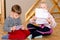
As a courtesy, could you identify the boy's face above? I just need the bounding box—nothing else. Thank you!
[13,12,20,19]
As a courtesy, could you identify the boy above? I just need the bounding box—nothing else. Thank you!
[2,5,30,40]
[27,2,56,39]
[4,5,22,32]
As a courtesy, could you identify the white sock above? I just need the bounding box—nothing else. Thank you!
[28,34,32,40]
[34,35,43,38]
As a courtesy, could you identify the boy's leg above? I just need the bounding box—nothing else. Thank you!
[2,34,9,40]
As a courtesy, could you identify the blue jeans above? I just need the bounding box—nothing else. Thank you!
[2,34,9,40]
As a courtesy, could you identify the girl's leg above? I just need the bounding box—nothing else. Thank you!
[32,31,42,39]
[35,26,52,36]
[27,23,38,28]
[27,23,38,34]
[2,34,9,40]
[41,27,52,36]
[27,23,42,39]
[41,27,50,32]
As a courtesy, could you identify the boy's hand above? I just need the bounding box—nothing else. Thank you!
[11,26,16,31]
[21,25,28,30]
[20,25,24,30]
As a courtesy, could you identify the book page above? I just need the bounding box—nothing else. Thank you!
[35,8,49,18]
[35,8,49,24]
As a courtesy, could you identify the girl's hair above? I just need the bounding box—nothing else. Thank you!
[40,2,47,6]
[11,5,22,14]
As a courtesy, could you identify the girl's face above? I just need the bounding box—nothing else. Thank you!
[40,3,48,9]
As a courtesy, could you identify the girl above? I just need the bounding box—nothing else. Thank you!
[27,2,56,39]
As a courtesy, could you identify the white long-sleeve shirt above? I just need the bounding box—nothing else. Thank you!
[48,13,57,28]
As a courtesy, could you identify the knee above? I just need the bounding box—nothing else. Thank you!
[27,23,33,27]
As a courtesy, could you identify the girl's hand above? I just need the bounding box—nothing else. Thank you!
[30,16,37,24]
[46,18,51,24]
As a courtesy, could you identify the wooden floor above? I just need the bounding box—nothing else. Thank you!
[0,18,60,40]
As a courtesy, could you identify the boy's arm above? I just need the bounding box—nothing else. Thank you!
[4,19,12,32]
[17,18,22,25]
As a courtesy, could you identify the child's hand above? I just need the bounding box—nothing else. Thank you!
[46,18,51,24]
[20,25,25,30]
[21,25,28,30]
[11,26,16,31]
[30,16,36,24]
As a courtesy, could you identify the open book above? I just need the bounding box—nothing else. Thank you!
[15,25,22,30]
[35,8,49,24]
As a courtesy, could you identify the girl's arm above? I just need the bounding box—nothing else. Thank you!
[48,14,57,28]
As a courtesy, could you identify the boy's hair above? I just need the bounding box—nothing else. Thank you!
[11,5,22,14]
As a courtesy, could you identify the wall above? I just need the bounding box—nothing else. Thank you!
[6,0,35,23]
[5,0,60,23]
